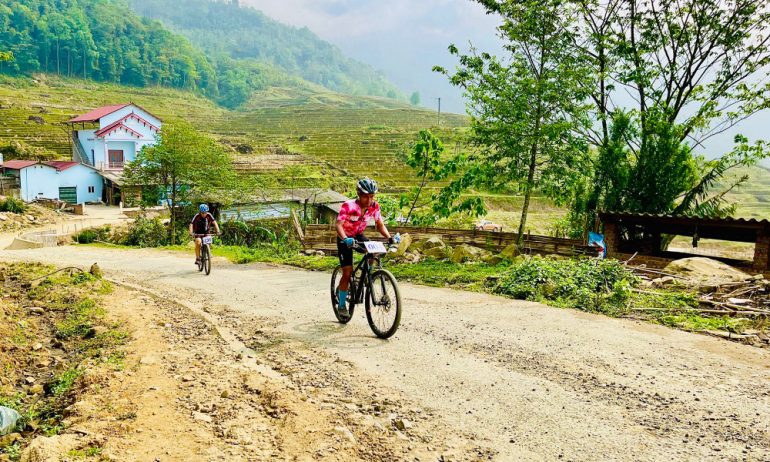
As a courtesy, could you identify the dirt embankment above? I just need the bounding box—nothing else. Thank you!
[1,245,769,461]
[1,262,478,461]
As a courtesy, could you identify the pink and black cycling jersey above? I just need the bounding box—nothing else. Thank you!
[337,199,381,237]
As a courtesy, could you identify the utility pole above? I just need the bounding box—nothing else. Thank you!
[436,97,441,127]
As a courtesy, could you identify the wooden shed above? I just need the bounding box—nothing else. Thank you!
[599,212,770,271]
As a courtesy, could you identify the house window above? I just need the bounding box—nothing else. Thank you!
[88,186,95,193]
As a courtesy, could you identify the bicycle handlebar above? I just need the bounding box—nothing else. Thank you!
[351,240,398,254]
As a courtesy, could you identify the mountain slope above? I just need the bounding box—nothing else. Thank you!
[127,0,402,100]
[0,75,466,191]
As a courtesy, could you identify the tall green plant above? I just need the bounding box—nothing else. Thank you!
[123,122,237,244]
[569,0,770,228]
[399,130,457,225]
[435,0,592,244]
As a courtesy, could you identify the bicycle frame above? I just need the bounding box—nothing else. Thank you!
[348,246,382,305]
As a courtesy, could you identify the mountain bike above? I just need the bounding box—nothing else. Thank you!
[330,240,402,339]
[195,233,217,275]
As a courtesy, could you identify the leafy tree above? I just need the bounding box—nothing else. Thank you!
[123,122,237,244]
[399,130,459,224]
[570,0,770,230]
[0,51,11,62]
[410,91,421,106]
[435,0,592,244]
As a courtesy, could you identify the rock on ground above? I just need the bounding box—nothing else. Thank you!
[450,244,492,263]
[664,257,752,286]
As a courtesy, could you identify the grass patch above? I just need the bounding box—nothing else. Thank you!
[68,446,103,458]
[49,368,81,398]
[55,298,103,340]
[657,313,750,332]
[0,262,129,459]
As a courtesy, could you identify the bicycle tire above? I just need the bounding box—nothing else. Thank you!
[203,245,212,275]
[197,252,204,272]
[330,266,354,324]
[365,269,402,339]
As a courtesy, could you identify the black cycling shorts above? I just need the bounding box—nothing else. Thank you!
[337,234,368,267]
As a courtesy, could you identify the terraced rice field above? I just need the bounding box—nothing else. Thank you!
[1,74,768,222]
[0,75,466,191]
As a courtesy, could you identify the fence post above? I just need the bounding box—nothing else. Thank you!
[291,209,305,245]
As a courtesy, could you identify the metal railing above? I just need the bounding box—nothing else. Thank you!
[71,133,92,165]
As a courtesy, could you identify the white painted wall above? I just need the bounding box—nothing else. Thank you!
[77,129,97,164]
[74,104,161,169]
[15,164,103,203]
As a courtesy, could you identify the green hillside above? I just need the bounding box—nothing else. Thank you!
[0,75,466,191]
[2,74,767,225]
[128,0,402,100]
[0,0,403,109]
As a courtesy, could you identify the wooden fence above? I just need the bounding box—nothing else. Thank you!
[302,224,599,258]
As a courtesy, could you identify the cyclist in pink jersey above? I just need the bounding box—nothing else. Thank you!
[335,178,399,316]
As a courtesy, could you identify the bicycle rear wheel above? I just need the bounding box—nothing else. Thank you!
[365,269,402,339]
[330,266,354,323]
[203,245,212,275]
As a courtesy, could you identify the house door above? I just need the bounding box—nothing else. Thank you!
[59,186,77,204]
[108,150,124,169]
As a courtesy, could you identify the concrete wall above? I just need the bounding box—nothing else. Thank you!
[77,130,97,164]
[16,164,103,203]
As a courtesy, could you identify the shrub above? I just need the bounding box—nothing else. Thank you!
[119,215,168,247]
[219,219,292,247]
[73,226,111,244]
[0,197,27,214]
[493,256,638,316]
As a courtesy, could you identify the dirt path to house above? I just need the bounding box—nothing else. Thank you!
[3,244,770,461]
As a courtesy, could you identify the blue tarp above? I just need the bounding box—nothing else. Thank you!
[588,231,606,259]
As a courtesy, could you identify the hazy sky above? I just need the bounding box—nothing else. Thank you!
[244,0,767,158]
[244,0,503,115]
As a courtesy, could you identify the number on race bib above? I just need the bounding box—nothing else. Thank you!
[364,241,387,254]
[202,236,213,245]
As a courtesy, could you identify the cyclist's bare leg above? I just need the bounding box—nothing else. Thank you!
[194,238,202,259]
[339,266,353,291]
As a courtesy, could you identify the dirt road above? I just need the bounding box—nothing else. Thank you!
[4,244,770,461]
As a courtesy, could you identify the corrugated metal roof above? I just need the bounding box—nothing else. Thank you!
[44,161,79,172]
[67,104,130,123]
[98,171,124,185]
[600,211,770,226]
[1,160,38,170]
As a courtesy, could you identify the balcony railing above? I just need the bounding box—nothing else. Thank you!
[95,161,126,171]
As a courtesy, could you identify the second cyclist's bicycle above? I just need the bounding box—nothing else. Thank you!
[195,233,216,275]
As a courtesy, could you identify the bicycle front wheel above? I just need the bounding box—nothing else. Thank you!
[365,269,402,339]
[203,245,212,275]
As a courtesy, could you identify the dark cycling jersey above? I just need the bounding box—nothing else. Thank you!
[191,212,216,235]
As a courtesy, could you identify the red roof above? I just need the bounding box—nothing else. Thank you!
[44,161,79,171]
[1,160,37,170]
[67,104,130,123]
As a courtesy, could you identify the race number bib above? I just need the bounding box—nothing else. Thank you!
[364,241,387,254]
[202,236,213,245]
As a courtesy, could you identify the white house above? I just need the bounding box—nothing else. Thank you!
[65,103,162,205]
[1,160,103,204]
[65,103,162,171]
